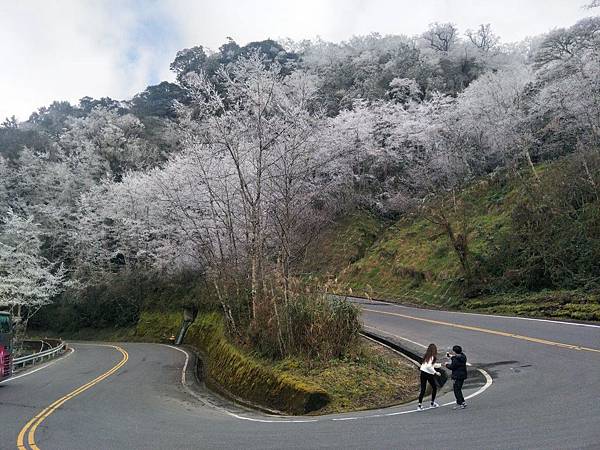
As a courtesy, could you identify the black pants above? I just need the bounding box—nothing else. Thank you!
[453,378,465,404]
[418,371,437,403]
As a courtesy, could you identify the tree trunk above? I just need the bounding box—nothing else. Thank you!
[523,146,540,182]
[442,219,472,282]
[249,206,262,320]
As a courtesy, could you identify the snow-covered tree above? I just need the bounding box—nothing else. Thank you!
[0,210,66,334]
[532,17,600,152]
[466,24,500,54]
[453,66,535,175]
[423,23,458,53]
[175,53,332,317]
[59,107,161,183]
[388,78,422,104]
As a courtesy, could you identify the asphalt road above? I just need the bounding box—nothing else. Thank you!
[1,301,599,450]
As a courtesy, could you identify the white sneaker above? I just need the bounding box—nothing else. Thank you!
[417,404,423,410]
[431,402,439,408]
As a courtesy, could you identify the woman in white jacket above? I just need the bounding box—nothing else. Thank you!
[417,343,441,410]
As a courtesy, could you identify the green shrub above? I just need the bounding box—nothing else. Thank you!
[484,152,600,292]
[249,292,360,360]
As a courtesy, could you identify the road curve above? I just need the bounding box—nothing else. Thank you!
[1,302,599,449]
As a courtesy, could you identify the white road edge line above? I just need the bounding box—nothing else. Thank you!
[165,332,493,424]
[0,347,74,384]
[361,300,600,329]
[164,343,188,386]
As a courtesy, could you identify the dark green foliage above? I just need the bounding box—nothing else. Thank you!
[438,56,483,94]
[0,121,50,160]
[170,46,208,82]
[484,153,600,292]
[169,39,298,86]
[30,278,143,332]
[130,82,188,118]
[29,270,215,333]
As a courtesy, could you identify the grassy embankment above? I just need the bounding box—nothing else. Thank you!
[135,310,418,415]
[310,161,600,321]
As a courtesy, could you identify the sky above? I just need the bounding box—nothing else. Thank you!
[0,0,595,121]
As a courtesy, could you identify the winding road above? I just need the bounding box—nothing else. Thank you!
[1,300,599,449]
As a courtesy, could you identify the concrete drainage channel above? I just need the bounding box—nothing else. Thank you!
[361,330,423,363]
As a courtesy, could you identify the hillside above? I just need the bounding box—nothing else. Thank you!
[314,157,600,321]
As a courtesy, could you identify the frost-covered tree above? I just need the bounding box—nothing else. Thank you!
[0,157,11,215]
[327,93,458,208]
[173,53,336,317]
[388,78,422,104]
[453,66,536,175]
[466,24,499,53]
[423,23,458,53]
[59,107,160,183]
[178,54,282,315]
[0,210,66,334]
[532,17,600,152]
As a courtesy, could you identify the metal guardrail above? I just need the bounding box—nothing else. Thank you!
[13,341,66,368]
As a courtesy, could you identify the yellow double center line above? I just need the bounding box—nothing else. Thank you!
[17,344,129,450]
[362,308,600,354]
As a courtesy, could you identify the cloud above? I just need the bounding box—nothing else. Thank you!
[0,0,179,121]
[0,0,593,121]
[163,0,592,48]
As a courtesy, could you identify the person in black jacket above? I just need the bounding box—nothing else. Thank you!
[445,345,468,409]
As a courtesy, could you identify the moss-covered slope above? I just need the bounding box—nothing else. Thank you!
[185,313,330,414]
[331,163,600,321]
